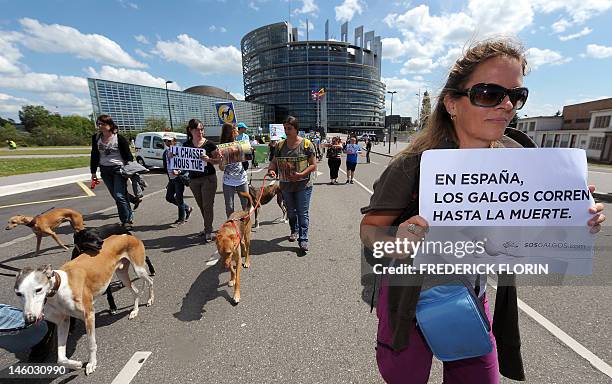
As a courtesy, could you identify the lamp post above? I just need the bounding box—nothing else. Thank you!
[387,90,397,154]
[416,88,421,131]
[165,80,174,131]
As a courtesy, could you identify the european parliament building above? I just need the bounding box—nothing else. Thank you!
[242,21,385,134]
[88,79,274,136]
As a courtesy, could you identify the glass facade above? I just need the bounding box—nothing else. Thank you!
[88,78,274,137]
[241,22,385,134]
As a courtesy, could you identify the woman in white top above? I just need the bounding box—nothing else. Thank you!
[219,123,249,217]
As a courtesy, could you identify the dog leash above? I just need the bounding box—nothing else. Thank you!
[217,174,269,240]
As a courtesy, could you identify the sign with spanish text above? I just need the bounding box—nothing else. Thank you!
[215,102,237,125]
[169,146,206,172]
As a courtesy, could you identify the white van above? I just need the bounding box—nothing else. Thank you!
[134,132,188,168]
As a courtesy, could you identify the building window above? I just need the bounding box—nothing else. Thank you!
[563,119,572,124]
[529,122,535,131]
[588,136,605,151]
[576,118,591,124]
[594,115,611,128]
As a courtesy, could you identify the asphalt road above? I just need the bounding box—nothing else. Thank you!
[0,151,610,383]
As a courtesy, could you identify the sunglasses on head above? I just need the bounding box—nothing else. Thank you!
[453,83,529,110]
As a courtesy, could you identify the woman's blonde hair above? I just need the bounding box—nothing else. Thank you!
[403,38,528,155]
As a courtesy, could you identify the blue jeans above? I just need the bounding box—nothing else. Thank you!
[281,186,313,243]
[166,178,190,221]
[100,165,133,224]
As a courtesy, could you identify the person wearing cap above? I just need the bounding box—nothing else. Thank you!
[162,133,193,225]
[236,122,251,171]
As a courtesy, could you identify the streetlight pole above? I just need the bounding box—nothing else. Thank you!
[387,90,397,154]
[165,80,174,131]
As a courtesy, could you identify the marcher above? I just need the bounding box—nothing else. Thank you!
[250,137,259,168]
[236,122,250,171]
[90,114,134,228]
[267,116,317,252]
[343,136,363,184]
[366,139,372,163]
[360,38,606,384]
[325,136,343,184]
[183,119,221,242]
[0,304,55,362]
[219,123,249,218]
[162,133,192,225]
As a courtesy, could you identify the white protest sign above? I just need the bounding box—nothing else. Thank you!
[169,146,206,172]
[420,148,593,226]
[416,148,595,275]
[270,124,286,141]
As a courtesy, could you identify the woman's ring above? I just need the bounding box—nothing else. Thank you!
[405,223,419,234]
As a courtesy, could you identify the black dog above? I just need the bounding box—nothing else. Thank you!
[71,224,156,314]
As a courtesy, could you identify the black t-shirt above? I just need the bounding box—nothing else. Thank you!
[183,139,217,178]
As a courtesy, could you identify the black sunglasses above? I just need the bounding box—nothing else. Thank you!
[453,83,529,110]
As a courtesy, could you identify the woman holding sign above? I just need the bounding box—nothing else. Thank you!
[219,123,250,218]
[183,118,221,242]
[267,116,317,252]
[360,39,606,383]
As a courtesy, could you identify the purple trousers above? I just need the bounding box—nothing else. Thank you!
[376,280,500,384]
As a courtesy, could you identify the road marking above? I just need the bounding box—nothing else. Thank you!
[488,279,612,379]
[77,181,96,197]
[0,195,89,209]
[355,176,612,378]
[338,169,373,194]
[111,351,152,384]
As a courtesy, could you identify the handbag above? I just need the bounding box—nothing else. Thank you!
[415,278,492,361]
[177,172,190,187]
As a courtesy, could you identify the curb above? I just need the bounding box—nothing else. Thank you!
[0,173,91,197]
[370,150,394,158]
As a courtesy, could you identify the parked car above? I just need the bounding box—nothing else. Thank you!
[134,132,187,168]
[358,133,377,142]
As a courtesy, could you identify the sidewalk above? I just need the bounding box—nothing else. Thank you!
[0,167,91,197]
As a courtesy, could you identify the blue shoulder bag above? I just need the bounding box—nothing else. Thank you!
[416,279,492,361]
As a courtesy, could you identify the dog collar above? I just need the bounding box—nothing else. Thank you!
[25,218,36,228]
[46,271,61,298]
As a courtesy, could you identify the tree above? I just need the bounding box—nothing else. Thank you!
[0,116,16,126]
[144,117,168,132]
[419,91,431,129]
[60,115,96,138]
[19,105,52,132]
[554,110,561,117]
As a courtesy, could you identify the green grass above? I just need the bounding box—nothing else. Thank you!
[0,157,90,177]
[0,149,90,156]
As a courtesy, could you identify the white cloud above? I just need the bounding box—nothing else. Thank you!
[526,47,572,69]
[584,44,612,58]
[381,37,405,61]
[533,0,612,23]
[0,72,88,93]
[400,57,434,74]
[381,76,429,117]
[86,65,182,90]
[117,0,138,9]
[134,48,151,58]
[209,25,227,33]
[294,0,319,15]
[551,18,571,33]
[248,1,260,11]
[0,33,23,74]
[335,0,364,22]
[134,34,150,44]
[153,34,242,75]
[18,18,146,68]
[559,27,593,41]
[0,92,32,114]
[230,92,245,100]
[43,92,91,113]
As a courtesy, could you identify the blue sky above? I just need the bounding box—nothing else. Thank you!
[1,0,611,122]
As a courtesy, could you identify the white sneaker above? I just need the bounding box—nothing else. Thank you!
[205,232,215,242]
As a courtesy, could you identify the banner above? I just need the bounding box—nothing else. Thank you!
[276,156,308,182]
[217,140,252,166]
[215,102,236,125]
[169,146,206,172]
[269,124,286,141]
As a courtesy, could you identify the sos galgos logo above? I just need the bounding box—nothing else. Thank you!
[216,102,236,125]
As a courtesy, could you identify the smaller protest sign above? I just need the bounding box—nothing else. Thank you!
[276,156,309,182]
[270,124,286,141]
[169,146,206,172]
[217,140,252,166]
